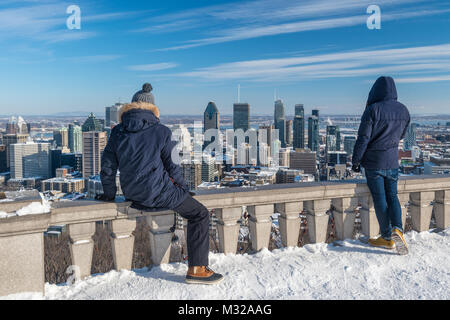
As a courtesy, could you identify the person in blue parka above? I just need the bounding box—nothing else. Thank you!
[99,83,223,284]
[352,76,410,255]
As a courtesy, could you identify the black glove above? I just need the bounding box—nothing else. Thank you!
[189,191,196,197]
[95,194,115,202]
[352,163,361,173]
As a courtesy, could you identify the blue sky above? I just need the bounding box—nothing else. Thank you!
[0,0,450,116]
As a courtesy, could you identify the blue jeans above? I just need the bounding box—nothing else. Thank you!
[365,168,403,240]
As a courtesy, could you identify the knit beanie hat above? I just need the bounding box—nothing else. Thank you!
[132,83,155,104]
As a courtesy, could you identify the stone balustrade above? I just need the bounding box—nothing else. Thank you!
[1,175,450,296]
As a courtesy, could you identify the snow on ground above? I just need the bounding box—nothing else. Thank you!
[2,228,449,300]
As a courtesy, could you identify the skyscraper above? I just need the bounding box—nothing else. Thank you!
[293,104,305,149]
[274,99,286,147]
[68,124,82,153]
[105,103,123,128]
[203,102,220,132]
[308,115,319,152]
[53,128,68,148]
[326,125,341,152]
[3,133,29,171]
[233,103,250,132]
[404,123,418,151]
[0,145,7,173]
[285,120,293,147]
[82,113,103,132]
[344,136,357,156]
[82,131,107,177]
[10,141,51,179]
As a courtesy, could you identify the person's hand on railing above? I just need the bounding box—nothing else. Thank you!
[95,194,115,202]
[351,163,361,173]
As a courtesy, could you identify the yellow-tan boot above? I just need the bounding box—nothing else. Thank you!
[391,228,408,255]
[185,266,224,285]
[368,236,395,249]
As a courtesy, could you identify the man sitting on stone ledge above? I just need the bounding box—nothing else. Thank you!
[98,83,224,284]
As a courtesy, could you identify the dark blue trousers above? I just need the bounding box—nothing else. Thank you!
[365,168,403,240]
[173,195,210,267]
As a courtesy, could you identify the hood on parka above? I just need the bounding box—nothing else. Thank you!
[119,102,160,132]
[367,76,398,106]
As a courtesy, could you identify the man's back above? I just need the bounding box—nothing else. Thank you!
[353,76,410,170]
[100,102,188,209]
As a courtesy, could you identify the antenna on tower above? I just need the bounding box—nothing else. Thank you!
[237,84,241,103]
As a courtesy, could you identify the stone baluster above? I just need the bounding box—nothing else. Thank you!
[247,204,273,251]
[109,219,137,271]
[360,195,380,238]
[215,207,241,254]
[397,193,409,229]
[331,197,358,240]
[434,190,450,229]
[146,210,174,265]
[68,222,96,279]
[409,191,434,232]
[276,202,302,247]
[304,199,331,243]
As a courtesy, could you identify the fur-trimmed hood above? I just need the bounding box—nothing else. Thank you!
[119,102,160,122]
[119,102,160,132]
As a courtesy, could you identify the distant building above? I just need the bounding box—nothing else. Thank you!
[3,133,28,170]
[289,149,317,175]
[276,168,306,184]
[0,145,6,173]
[182,161,202,190]
[41,177,85,194]
[105,103,123,127]
[82,113,103,132]
[285,120,293,147]
[326,125,341,151]
[404,123,418,151]
[10,141,51,179]
[68,124,82,153]
[202,155,217,182]
[6,116,28,135]
[203,102,220,132]
[308,115,319,152]
[327,151,348,166]
[293,104,305,149]
[424,156,450,175]
[274,99,286,147]
[233,103,250,132]
[61,153,83,173]
[53,128,68,148]
[344,136,357,156]
[82,132,107,177]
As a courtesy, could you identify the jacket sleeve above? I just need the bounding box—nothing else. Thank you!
[352,106,374,165]
[161,129,188,190]
[100,129,119,199]
[400,111,411,140]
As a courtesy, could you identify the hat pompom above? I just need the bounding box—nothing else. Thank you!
[142,83,152,93]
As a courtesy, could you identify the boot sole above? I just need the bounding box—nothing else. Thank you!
[185,277,224,285]
[368,243,395,250]
[391,232,409,255]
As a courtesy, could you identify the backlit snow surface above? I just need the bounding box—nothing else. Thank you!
[2,228,449,300]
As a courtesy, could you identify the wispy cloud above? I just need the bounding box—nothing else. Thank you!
[0,1,141,43]
[64,55,122,63]
[142,0,445,51]
[128,62,178,72]
[173,43,450,83]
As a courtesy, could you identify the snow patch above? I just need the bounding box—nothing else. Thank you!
[1,227,449,300]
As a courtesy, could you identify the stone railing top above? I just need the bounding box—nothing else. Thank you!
[1,174,450,237]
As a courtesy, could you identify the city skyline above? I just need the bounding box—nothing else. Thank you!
[0,0,450,115]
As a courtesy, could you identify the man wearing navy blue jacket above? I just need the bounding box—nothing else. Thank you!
[352,76,410,255]
[99,83,224,284]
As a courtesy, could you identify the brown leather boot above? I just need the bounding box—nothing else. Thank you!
[185,266,224,285]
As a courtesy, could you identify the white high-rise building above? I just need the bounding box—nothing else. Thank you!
[10,140,51,179]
